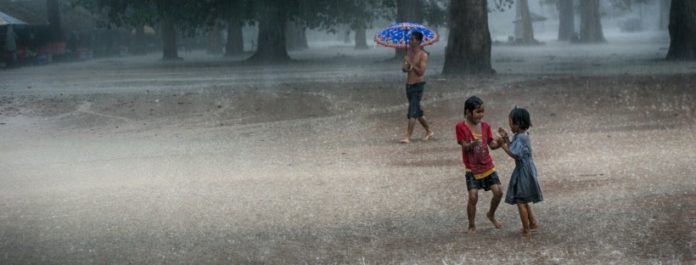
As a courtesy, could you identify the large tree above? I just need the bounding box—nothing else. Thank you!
[206,22,223,54]
[666,0,696,60]
[441,0,495,75]
[286,21,309,51]
[202,0,252,57]
[333,0,395,50]
[557,0,575,41]
[579,0,605,42]
[225,19,245,57]
[47,0,64,41]
[246,0,290,62]
[247,0,389,62]
[514,0,537,44]
[75,0,205,60]
[158,6,179,60]
[540,0,576,41]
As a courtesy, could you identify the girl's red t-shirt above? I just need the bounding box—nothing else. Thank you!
[455,121,496,179]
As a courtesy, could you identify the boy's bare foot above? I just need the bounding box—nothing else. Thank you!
[400,138,411,144]
[422,131,434,141]
[486,212,503,229]
[530,222,539,231]
[467,226,476,234]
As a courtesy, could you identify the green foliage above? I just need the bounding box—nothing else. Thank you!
[198,0,254,28]
[539,0,559,6]
[610,0,654,11]
[274,0,396,32]
[491,0,514,12]
[71,0,222,35]
[69,0,429,36]
[423,0,447,26]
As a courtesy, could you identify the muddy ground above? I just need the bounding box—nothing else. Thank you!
[1,40,695,264]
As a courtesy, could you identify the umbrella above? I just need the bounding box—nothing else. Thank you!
[373,22,439,48]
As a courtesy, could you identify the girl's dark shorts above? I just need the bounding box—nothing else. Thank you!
[465,171,501,191]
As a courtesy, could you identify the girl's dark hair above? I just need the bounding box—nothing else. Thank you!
[464,96,484,115]
[509,107,532,130]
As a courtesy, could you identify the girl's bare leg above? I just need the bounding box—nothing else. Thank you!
[467,189,478,233]
[526,204,538,230]
[517,203,530,237]
[486,184,503,228]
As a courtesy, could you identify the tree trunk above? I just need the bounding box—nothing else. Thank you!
[442,0,494,75]
[286,21,308,50]
[248,1,290,63]
[160,15,180,60]
[207,22,223,55]
[354,26,368,49]
[46,0,63,41]
[659,0,671,30]
[297,27,308,49]
[395,0,423,58]
[514,0,536,44]
[579,0,605,43]
[557,0,575,41]
[131,25,147,55]
[666,0,696,60]
[225,19,244,57]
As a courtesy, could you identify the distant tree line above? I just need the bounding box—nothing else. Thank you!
[60,0,695,74]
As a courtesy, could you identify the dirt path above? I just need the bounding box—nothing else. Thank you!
[1,48,695,264]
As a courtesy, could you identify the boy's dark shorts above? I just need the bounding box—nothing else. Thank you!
[465,171,501,191]
[405,82,425,119]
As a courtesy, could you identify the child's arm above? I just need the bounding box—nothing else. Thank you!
[489,137,502,150]
[501,134,531,160]
[498,127,510,144]
[488,126,505,150]
[459,139,481,152]
[500,143,517,159]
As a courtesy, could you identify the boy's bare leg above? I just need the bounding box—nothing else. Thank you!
[401,118,416,143]
[526,204,538,230]
[467,189,478,233]
[418,116,434,141]
[486,184,503,229]
[517,203,531,237]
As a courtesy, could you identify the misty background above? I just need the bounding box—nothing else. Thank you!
[1,0,694,264]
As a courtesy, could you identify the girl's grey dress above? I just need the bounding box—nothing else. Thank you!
[505,133,543,204]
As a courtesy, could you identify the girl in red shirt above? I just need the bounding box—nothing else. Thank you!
[455,96,505,233]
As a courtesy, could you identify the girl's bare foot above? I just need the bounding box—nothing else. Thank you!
[486,212,503,228]
[422,131,434,141]
[521,229,531,238]
[400,138,411,144]
[467,225,477,234]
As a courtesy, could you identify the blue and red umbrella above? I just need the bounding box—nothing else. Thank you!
[373,22,439,48]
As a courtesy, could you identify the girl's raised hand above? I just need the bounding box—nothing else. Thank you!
[495,137,505,146]
[498,127,508,138]
[498,128,510,144]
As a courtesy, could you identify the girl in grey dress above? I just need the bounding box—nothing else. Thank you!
[499,107,543,237]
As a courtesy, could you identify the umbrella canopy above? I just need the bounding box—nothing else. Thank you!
[0,11,27,26]
[373,22,439,48]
